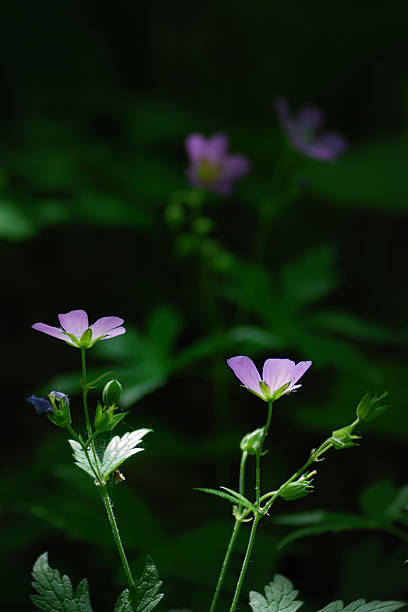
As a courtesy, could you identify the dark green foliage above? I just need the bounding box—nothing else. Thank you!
[31,553,92,611]
[131,557,164,612]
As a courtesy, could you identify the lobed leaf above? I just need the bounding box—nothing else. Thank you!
[69,429,152,481]
[31,552,92,611]
[318,600,406,612]
[131,556,164,612]
[249,574,303,612]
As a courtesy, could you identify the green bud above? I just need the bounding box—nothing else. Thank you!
[102,379,123,406]
[280,471,316,501]
[331,423,360,450]
[94,402,128,433]
[356,391,389,422]
[240,427,264,455]
[48,391,71,429]
[79,328,93,349]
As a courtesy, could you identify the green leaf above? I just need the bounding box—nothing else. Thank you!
[317,600,406,612]
[195,487,257,512]
[249,574,303,612]
[69,429,152,481]
[220,486,258,510]
[31,552,92,611]
[131,556,164,612]
[114,590,133,612]
[101,429,152,478]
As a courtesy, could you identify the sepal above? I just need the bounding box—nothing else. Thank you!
[94,402,128,432]
[356,391,389,422]
[279,471,316,501]
[331,424,360,450]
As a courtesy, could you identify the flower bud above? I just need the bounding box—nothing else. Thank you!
[102,379,123,406]
[47,391,71,429]
[94,402,128,432]
[331,424,360,450]
[240,428,264,455]
[356,391,388,422]
[280,471,316,501]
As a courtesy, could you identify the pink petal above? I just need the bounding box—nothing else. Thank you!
[185,133,207,163]
[32,322,68,341]
[91,316,124,339]
[287,361,312,390]
[262,358,296,393]
[222,154,251,181]
[58,310,89,338]
[206,133,229,162]
[99,326,126,339]
[296,107,324,131]
[227,356,262,394]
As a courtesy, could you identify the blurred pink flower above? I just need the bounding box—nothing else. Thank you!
[276,99,347,161]
[185,133,250,194]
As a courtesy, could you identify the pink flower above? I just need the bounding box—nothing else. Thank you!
[185,133,250,194]
[276,99,347,161]
[227,356,312,401]
[32,309,125,349]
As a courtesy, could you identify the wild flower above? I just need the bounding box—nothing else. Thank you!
[32,309,125,349]
[227,356,312,401]
[276,99,347,161]
[185,132,250,194]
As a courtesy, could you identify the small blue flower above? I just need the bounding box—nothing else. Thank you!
[27,395,54,415]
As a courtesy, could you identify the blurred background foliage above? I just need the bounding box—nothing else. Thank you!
[2,1,408,610]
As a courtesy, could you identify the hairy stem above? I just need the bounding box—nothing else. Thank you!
[229,513,261,612]
[100,485,135,589]
[209,519,242,612]
[81,349,103,482]
[255,401,273,509]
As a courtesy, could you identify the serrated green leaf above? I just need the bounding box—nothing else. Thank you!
[69,429,152,481]
[131,556,164,612]
[101,429,152,478]
[249,574,303,612]
[317,602,344,612]
[317,599,406,612]
[31,552,92,612]
[114,589,133,612]
[195,487,256,512]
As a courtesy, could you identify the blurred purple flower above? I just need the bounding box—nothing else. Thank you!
[276,99,347,161]
[227,356,312,401]
[185,133,250,194]
[32,309,125,348]
[27,395,53,415]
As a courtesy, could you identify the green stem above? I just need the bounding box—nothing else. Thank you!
[81,349,103,481]
[263,439,333,514]
[100,484,135,589]
[255,401,273,509]
[229,514,261,612]
[67,424,100,482]
[86,370,117,390]
[239,451,248,499]
[209,519,242,612]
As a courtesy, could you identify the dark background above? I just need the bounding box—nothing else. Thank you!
[2,2,408,610]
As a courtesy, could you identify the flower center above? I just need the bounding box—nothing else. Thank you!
[197,158,222,184]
